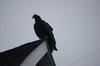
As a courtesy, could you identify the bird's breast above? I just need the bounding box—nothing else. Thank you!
[34,24,48,39]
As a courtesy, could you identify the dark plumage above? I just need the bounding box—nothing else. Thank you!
[32,14,58,53]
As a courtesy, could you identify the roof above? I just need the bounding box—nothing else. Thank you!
[36,52,56,66]
[0,40,43,66]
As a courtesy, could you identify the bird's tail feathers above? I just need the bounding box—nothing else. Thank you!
[54,47,58,51]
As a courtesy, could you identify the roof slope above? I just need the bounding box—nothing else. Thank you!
[0,40,43,66]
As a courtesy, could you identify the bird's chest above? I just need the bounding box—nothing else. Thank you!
[34,23,48,38]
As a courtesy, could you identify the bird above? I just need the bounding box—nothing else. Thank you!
[32,14,58,53]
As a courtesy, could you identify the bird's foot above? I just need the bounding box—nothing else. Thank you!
[42,36,48,40]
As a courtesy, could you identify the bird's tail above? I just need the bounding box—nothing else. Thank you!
[47,32,58,52]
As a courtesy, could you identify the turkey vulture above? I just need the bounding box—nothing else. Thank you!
[32,14,58,53]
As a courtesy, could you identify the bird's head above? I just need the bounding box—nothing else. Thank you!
[32,14,41,20]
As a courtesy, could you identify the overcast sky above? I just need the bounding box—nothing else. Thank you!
[0,0,100,66]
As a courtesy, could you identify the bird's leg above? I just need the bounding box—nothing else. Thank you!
[42,36,48,40]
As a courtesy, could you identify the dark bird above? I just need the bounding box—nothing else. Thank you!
[32,14,58,53]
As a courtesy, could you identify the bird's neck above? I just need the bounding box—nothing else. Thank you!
[35,18,41,23]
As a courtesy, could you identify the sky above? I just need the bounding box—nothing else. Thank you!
[0,0,100,66]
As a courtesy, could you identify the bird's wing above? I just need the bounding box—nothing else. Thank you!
[41,20,53,31]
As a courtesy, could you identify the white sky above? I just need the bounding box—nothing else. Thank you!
[0,0,100,66]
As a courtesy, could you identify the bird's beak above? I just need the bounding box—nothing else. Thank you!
[32,15,34,19]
